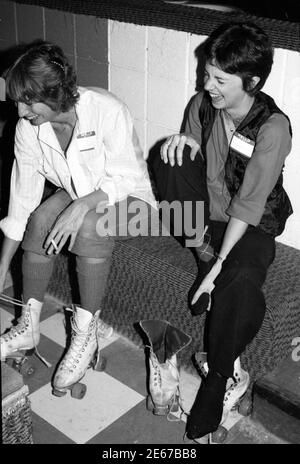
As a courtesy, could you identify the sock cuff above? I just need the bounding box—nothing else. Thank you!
[22,256,54,280]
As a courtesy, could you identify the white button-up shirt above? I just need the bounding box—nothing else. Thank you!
[0,87,156,241]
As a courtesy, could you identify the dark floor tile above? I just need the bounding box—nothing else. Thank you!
[19,334,65,395]
[87,400,186,445]
[32,411,76,444]
[102,337,148,396]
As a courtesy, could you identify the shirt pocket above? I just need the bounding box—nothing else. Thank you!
[78,149,105,187]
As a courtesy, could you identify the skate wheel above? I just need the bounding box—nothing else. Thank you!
[19,362,35,376]
[71,382,87,399]
[212,425,228,443]
[238,397,253,416]
[94,356,107,372]
[6,358,15,368]
[52,388,67,397]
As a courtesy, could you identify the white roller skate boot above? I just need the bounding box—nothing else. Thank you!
[195,352,248,393]
[52,307,112,399]
[140,319,192,417]
[1,298,42,361]
[221,357,250,422]
[195,353,250,415]
[209,357,251,444]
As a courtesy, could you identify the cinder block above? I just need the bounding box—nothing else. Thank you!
[0,0,17,45]
[146,121,176,155]
[75,15,108,64]
[148,26,188,82]
[76,57,108,88]
[110,65,145,120]
[110,21,145,72]
[147,74,186,130]
[44,8,75,55]
[16,4,44,44]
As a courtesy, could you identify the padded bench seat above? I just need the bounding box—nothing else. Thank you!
[1,362,33,444]
[47,234,300,385]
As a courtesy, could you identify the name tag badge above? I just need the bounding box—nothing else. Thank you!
[77,131,96,152]
[230,132,255,158]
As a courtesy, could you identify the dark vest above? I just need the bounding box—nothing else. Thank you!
[199,91,293,237]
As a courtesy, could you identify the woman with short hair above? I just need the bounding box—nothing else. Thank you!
[155,21,293,441]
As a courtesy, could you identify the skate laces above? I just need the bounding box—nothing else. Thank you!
[149,349,183,422]
[0,293,51,368]
[61,311,96,370]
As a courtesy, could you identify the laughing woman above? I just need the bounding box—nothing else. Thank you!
[153,21,293,441]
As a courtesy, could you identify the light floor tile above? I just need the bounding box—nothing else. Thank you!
[29,370,145,444]
[0,307,14,333]
[40,312,120,348]
[40,312,67,347]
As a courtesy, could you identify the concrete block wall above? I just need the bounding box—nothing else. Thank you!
[0,1,108,88]
[0,1,299,249]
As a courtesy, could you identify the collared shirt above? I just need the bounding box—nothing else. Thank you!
[184,92,292,226]
[0,87,156,241]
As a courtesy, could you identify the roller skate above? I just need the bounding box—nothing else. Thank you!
[0,296,47,375]
[213,358,251,443]
[194,352,252,443]
[52,306,113,399]
[140,319,192,418]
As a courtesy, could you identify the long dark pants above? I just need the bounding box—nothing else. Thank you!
[150,151,276,378]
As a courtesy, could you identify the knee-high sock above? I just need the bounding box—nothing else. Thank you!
[76,256,111,314]
[22,251,55,304]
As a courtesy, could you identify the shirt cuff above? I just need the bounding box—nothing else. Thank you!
[0,216,26,241]
[99,177,136,206]
[98,178,121,206]
[226,197,265,226]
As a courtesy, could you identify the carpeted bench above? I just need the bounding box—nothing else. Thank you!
[1,362,33,444]
[47,234,300,387]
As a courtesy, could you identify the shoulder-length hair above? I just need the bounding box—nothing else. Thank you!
[6,40,79,112]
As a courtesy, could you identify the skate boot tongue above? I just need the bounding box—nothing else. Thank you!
[74,307,93,330]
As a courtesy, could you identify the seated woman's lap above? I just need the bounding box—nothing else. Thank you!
[22,189,155,258]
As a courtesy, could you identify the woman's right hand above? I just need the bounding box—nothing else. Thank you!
[160,134,200,167]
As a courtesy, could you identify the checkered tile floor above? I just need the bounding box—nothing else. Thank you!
[1,287,284,445]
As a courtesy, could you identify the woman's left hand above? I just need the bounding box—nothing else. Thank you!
[191,260,223,307]
[44,200,89,255]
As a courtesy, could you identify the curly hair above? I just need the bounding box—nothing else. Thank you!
[204,22,274,95]
[6,40,79,112]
